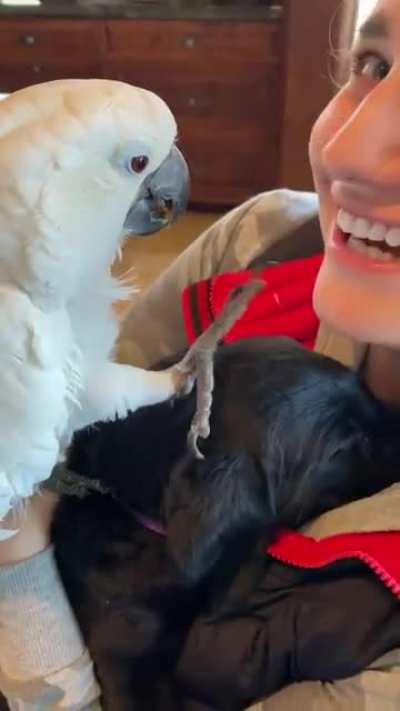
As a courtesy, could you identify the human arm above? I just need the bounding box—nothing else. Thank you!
[0,493,101,710]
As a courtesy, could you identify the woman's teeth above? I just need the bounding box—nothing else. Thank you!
[347,236,393,261]
[337,209,400,261]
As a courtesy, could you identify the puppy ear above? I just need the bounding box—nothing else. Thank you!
[165,450,271,585]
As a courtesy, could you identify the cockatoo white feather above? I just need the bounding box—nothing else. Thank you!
[0,79,190,536]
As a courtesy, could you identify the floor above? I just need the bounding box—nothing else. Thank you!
[113,210,221,316]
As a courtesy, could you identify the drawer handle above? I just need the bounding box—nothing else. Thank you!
[21,34,37,46]
[187,97,198,108]
[32,64,43,74]
[183,36,196,49]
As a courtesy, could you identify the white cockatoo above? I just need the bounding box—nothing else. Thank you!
[0,78,191,536]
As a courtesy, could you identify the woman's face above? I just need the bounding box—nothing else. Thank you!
[311,0,400,346]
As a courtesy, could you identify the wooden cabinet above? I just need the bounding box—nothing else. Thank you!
[0,2,352,206]
[0,19,105,61]
[103,20,282,204]
[0,19,105,91]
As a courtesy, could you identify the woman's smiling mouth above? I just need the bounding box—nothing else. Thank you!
[328,209,400,272]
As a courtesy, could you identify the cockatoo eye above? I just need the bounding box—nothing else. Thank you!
[130,155,149,174]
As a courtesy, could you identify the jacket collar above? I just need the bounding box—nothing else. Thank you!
[303,484,400,539]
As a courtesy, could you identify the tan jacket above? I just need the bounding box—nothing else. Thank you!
[121,190,400,710]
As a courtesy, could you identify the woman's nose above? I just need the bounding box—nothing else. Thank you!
[322,73,400,187]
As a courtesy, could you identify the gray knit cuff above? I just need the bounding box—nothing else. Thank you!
[0,545,86,680]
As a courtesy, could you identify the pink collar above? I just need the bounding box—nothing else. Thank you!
[133,510,166,536]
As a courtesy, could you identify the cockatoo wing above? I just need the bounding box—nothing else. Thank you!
[0,286,72,532]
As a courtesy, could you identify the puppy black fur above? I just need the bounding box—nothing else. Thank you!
[52,338,400,710]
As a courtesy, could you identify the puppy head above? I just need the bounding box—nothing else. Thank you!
[165,337,400,584]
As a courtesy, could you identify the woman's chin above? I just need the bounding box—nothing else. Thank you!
[313,257,400,349]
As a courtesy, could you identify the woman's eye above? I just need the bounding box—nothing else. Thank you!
[351,52,391,81]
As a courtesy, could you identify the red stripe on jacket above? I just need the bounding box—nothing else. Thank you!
[182,254,323,349]
[268,530,400,599]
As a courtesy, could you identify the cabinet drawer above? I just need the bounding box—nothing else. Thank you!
[105,54,277,90]
[106,20,281,65]
[105,61,279,126]
[179,114,279,202]
[0,19,106,62]
[184,135,279,205]
[0,61,103,94]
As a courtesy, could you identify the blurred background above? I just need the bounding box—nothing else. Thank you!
[0,0,367,294]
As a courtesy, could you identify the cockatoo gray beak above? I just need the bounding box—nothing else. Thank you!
[123,145,190,235]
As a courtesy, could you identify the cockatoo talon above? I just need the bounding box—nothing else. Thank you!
[187,428,205,461]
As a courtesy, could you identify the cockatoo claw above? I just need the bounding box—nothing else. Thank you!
[182,278,265,459]
[187,424,206,460]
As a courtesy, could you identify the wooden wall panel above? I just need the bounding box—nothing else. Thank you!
[278,0,357,191]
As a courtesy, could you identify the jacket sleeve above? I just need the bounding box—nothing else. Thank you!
[256,648,400,711]
[175,566,400,710]
[0,546,101,710]
[116,190,319,368]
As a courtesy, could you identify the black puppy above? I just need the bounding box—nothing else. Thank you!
[52,337,400,711]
